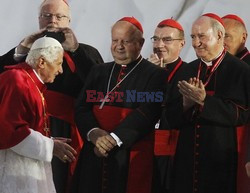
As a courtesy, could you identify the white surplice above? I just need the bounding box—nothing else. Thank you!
[0,129,56,193]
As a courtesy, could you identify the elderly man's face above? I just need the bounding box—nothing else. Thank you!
[223,18,246,56]
[111,21,143,65]
[191,17,222,62]
[40,51,64,83]
[39,1,70,29]
[152,26,184,64]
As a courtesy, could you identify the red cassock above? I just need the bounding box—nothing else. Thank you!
[0,63,48,149]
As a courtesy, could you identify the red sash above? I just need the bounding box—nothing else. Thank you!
[154,59,183,156]
[93,105,154,193]
[44,90,83,180]
[154,130,179,155]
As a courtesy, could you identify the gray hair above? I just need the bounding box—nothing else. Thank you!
[26,46,63,68]
[210,18,225,38]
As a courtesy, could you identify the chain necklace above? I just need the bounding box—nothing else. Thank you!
[99,57,143,109]
[23,70,50,136]
[197,49,226,87]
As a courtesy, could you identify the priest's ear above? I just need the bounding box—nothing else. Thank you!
[37,57,46,69]
[217,30,224,42]
[139,37,145,47]
[242,32,248,44]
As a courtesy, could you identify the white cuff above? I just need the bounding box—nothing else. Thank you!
[110,133,123,147]
[11,129,54,162]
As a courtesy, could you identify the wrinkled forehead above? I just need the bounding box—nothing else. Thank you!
[40,0,70,15]
[192,17,212,34]
[154,26,180,37]
[112,21,138,38]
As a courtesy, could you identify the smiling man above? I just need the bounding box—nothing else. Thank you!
[72,17,167,193]
[149,18,187,193]
[171,13,250,193]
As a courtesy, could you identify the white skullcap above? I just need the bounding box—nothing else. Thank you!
[30,37,63,51]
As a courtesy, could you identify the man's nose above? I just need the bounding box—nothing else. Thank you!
[192,37,201,47]
[48,15,58,23]
[59,65,63,74]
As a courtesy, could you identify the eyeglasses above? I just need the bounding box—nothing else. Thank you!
[40,13,69,21]
[150,36,183,44]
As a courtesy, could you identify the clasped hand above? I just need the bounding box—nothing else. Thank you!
[178,77,206,110]
[89,128,117,157]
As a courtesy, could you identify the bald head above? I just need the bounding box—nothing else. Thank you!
[222,17,248,55]
[111,21,144,65]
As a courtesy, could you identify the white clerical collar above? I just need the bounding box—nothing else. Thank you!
[121,54,141,67]
[33,69,44,84]
[201,49,224,66]
[165,57,179,65]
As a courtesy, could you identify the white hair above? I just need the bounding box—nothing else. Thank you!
[26,46,63,68]
[211,19,225,38]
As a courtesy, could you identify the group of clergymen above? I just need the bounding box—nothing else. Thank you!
[0,1,250,193]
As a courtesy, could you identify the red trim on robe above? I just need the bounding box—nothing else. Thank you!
[93,105,154,193]
[237,124,250,193]
[153,59,183,156]
[237,51,250,193]
[64,52,76,73]
[206,89,250,192]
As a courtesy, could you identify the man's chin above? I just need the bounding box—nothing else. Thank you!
[46,79,55,84]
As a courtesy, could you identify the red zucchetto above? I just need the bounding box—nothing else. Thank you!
[202,13,225,27]
[157,18,184,31]
[222,14,246,27]
[118,17,143,33]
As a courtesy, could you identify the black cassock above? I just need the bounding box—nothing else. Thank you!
[152,57,188,193]
[0,43,103,193]
[170,51,250,193]
[73,56,168,193]
[236,47,250,65]
[235,47,250,193]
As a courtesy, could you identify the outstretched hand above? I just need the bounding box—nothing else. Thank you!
[53,137,77,163]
